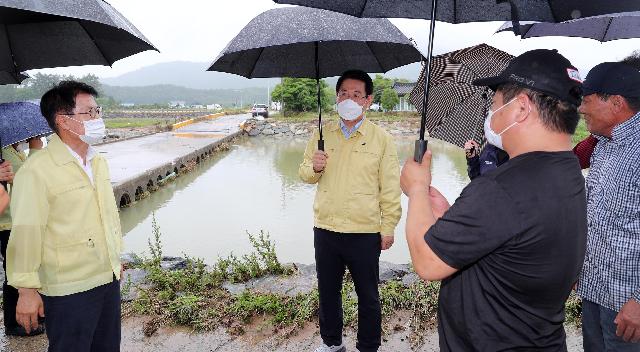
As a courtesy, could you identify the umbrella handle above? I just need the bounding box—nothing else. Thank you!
[318,139,324,151]
[414,139,428,163]
[0,156,5,191]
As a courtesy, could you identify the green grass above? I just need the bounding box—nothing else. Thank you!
[125,216,584,345]
[573,118,589,145]
[104,118,175,129]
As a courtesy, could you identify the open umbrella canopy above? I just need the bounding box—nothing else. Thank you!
[272,0,640,22]
[208,6,421,78]
[497,12,640,42]
[274,0,640,162]
[409,44,513,148]
[0,101,52,149]
[208,6,421,150]
[0,0,157,74]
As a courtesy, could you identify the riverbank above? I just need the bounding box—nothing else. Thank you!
[241,115,421,138]
[0,222,585,351]
[243,111,589,144]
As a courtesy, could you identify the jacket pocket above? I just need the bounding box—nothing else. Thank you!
[348,192,380,227]
[55,231,106,281]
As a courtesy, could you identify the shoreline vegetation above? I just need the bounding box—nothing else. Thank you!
[120,216,583,349]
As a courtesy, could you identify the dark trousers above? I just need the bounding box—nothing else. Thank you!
[582,300,640,352]
[0,229,20,330]
[314,227,382,352]
[42,278,121,352]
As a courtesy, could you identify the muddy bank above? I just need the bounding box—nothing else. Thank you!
[0,315,584,352]
[0,254,585,351]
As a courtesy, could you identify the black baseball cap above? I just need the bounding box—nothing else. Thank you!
[473,49,583,106]
[582,62,640,97]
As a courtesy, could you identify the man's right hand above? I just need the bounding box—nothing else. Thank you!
[16,288,44,334]
[312,150,328,173]
[464,140,479,159]
[0,161,14,183]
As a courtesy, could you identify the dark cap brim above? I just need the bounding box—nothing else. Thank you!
[472,75,508,91]
[581,85,599,97]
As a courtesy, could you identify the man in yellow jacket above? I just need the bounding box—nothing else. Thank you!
[299,70,402,352]
[7,81,123,351]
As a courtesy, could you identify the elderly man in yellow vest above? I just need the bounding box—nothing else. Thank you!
[7,81,123,352]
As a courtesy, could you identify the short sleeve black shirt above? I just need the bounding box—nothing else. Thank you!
[426,151,587,351]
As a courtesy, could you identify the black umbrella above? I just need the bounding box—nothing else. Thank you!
[273,0,640,161]
[497,12,640,42]
[272,0,640,22]
[0,0,158,74]
[208,6,421,150]
[0,71,28,85]
[408,44,513,148]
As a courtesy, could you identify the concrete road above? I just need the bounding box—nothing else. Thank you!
[96,114,248,185]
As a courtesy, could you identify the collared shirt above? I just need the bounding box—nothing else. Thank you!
[339,117,365,139]
[299,119,401,235]
[0,146,27,231]
[64,144,97,186]
[7,134,123,296]
[577,111,640,311]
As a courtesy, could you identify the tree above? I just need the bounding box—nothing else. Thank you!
[380,88,399,112]
[372,74,393,104]
[271,77,333,114]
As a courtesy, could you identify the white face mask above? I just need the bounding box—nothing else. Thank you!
[337,99,364,121]
[65,116,106,145]
[484,98,518,150]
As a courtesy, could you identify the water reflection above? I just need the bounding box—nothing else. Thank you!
[120,136,470,265]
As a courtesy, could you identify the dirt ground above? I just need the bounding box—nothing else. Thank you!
[0,314,584,352]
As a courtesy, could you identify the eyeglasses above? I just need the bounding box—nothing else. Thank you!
[60,106,103,119]
[337,91,368,100]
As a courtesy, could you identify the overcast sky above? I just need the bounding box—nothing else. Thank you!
[35,0,640,79]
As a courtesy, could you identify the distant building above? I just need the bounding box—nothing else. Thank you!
[207,104,223,111]
[392,82,417,112]
[169,101,186,108]
[120,102,135,108]
[191,104,205,109]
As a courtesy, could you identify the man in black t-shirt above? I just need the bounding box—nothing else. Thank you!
[400,49,588,351]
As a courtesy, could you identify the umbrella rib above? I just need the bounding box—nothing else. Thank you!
[546,0,559,21]
[78,20,112,67]
[366,41,386,72]
[359,0,369,17]
[601,17,614,42]
[2,24,20,75]
[247,47,266,78]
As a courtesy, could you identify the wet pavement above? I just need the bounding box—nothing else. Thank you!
[96,114,247,185]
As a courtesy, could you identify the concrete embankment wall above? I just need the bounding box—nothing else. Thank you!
[113,130,242,208]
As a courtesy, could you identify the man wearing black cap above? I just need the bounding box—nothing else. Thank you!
[577,53,640,349]
[400,49,587,350]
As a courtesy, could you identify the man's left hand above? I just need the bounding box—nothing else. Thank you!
[615,298,640,342]
[381,235,394,250]
[401,150,432,197]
